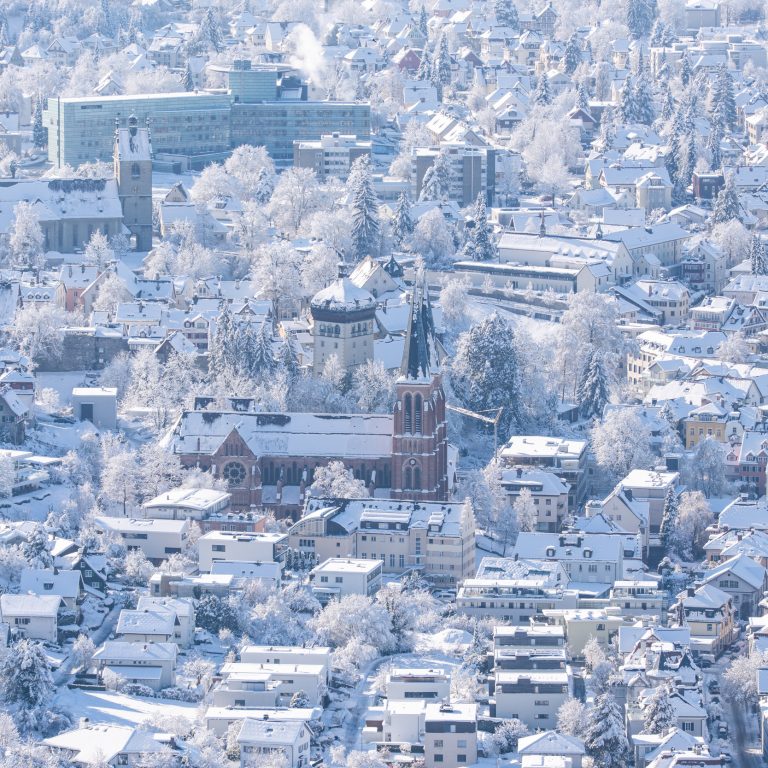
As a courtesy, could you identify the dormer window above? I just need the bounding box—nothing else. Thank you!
[583,549,592,558]
[546,547,555,558]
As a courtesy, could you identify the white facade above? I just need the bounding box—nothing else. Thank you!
[95,517,190,564]
[309,558,382,603]
[198,531,286,572]
[71,387,118,429]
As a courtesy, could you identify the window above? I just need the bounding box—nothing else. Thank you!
[404,394,412,433]
[457,740,467,749]
[457,757,467,763]
[681,722,694,732]
[434,741,443,748]
[212,545,226,552]
[434,756,443,763]
[414,394,423,433]
[222,461,247,487]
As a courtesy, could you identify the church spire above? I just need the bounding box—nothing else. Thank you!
[400,276,439,381]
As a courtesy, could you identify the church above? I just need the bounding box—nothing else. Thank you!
[163,282,453,517]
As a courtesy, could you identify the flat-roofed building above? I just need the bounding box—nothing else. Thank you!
[309,558,382,603]
[142,487,232,521]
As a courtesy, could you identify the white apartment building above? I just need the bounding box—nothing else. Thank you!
[220,662,326,706]
[94,517,190,564]
[212,671,283,708]
[423,702,478,768]
[386,668,451,702]
[142,487,232,521]
[198,531,286,572]
[309,558,382,603]
[237,719,312,768]
[492,670,572,728]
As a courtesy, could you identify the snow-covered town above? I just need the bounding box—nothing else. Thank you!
[4,0,768,766]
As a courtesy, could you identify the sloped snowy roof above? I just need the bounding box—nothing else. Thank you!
[310,278,375,312]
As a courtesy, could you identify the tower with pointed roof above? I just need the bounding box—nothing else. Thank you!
[114,114,153,251]
[391,280,448,501]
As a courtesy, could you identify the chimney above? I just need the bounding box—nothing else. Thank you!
[687,587,695,597]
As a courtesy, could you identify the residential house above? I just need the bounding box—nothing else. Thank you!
[94,517,189,565]
[309,558,383,604]
[93,640,177,690]
[237,719,312,768]
[0,593,61,642]
[670,584,736,657]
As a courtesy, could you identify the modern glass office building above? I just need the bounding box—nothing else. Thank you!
[45,66,371,171]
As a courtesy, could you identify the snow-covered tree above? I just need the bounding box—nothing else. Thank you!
[224,145,276,202]
[513,488,538,532]
[634,73,655,124]
[492,719,529,754]
[418,4,429,36]
[462,193,495,261]
[8,201,44,274]
[269,168,323,235]
[84,231,113,271]
[72,634,96,672]
[348,155,380,259]
[591,409,653,482]
[0,639,54,733]
[22,524,52,569]
[750,235,766,275]
[450,313,522,439]
[557,699,589,737]
[182,62,194,92]
[563,34,581,74]
[689,436,726,497]
[10,303,65,363]
[717,330,750,364]
[32,102,46,149]
[722,650,768,708]
[626,0,656,37]
[674,491,711,562]
[533,74,551,106]
[711,172,740,225]
[419,151,451,201]
[495,0,519,28]
[101,450,140,516]
[416,48,432,81]
[431,33,452,99]
[392,192,414,249]
[642,682,676,734]
[577,349,610,419]
[351,360,396,413]
[251,241,304,319]
[198,8,222,52]
[584,692,628,768]
[309,461,369,499]
[659,486,678,554]
[411,208,455,266]
[710,63,736,132]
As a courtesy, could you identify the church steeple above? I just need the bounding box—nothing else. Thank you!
[400,277,439,381]
[392,277,448,502]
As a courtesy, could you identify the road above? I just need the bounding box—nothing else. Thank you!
[703,660,763,768]
[53,602,121,686]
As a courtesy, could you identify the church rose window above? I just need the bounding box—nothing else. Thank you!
[223,461,247,486]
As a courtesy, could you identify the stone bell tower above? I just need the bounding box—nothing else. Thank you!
[114,114,153,251]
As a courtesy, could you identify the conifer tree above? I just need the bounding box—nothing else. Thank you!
[348,155,380,259]
[100,0,114,37]
[0,22,8,48]
[577,350,610,419]
[533,74,551,106]
[659,485,679,553]
[462,193,496,261]
[563,34,581,74]
[418,4,429,37]
[199,8,222,52]
[419,151,451,201]
[711,173,740,225]
[642,682,676,734]
[277,337,300,378]
[431,33,452,100]
[619,79,637,123]
[417,48,432,80]
[182,61,194,92]
[626,0,656,38]
[393,192,414,248]
[750,235,767,275]
[576,80,590,111]
[210,301,236,376]
[584,693,629,768]
[32,101,46,149]
[0,639,54,733]
[660,85,675,122]
[248,320,276,379]
[707,118,722,171]
[710,63,736,132]
[679,56,691,86]
[634,73,655,125]
[495,0,520,28]
[450,313,522,438]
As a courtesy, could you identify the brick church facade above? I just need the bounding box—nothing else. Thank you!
[166,284,450,517]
